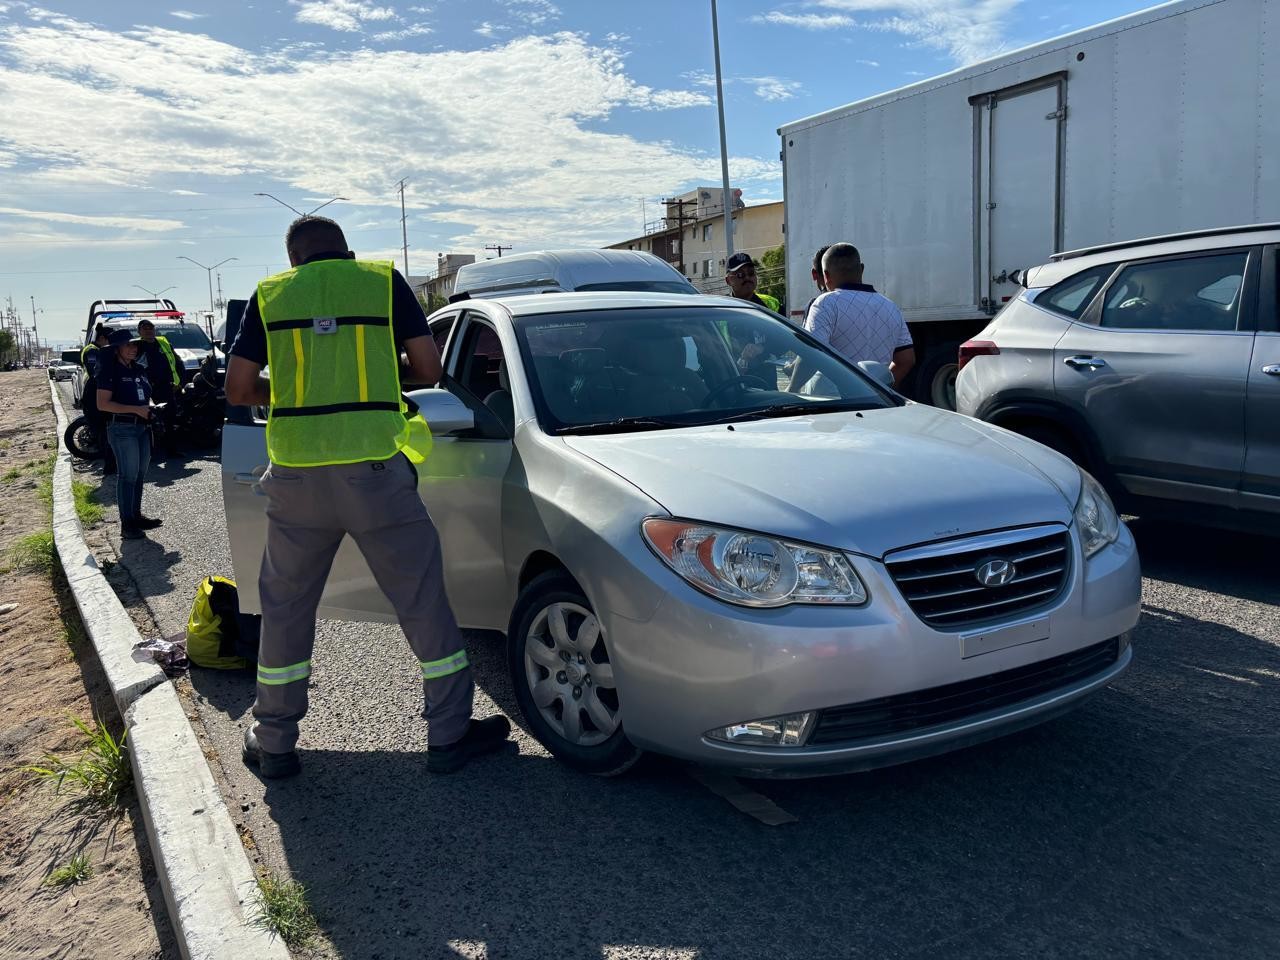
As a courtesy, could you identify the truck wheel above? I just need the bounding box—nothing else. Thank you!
[64,417,102,461]
[508,571,642,776]
[912,340,963,409]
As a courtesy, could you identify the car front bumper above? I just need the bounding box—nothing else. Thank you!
[603,523,1140,777]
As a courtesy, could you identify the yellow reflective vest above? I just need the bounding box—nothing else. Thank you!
[153,335,181,387]
[258,258,432,467]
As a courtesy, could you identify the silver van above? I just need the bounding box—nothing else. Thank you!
[450,249,697,301]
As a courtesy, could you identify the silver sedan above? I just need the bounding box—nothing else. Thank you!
[222,292,1140,776]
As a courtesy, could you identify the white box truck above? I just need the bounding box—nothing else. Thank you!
[779,0,1280,406]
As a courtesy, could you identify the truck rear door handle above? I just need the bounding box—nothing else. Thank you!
[1262,364,1280,376]
[1064,355,1108,370]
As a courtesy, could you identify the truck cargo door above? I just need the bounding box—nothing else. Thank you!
[977,76,1065,313]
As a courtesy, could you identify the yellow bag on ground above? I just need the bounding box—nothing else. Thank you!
[186,575,252,670]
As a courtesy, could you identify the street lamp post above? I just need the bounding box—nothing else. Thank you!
[711,0,735,263]
[177,256,238,319]
[254,193,349,217]
[133,284,176,300]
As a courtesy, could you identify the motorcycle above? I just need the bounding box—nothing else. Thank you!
[64,353,225,462]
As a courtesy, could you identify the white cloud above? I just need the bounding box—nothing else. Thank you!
[682,70,800,102]
[817,0,1021,62]
[371,22,432,42]
[290,0,396,33]
[170,189,204,195]
[748,76,801,101]
[474,21,506,38]
[0,20,773,250]
[500,0,560,26]
[856,58,880,66]
[0,205,184,231]
[169,10,207,20]
[752,11,856,29]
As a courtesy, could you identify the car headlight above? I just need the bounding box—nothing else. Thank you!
[1074,469,1119,559]
[642,518,867,607]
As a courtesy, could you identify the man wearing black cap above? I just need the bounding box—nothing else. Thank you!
[721,252,788,387]
[724,252,782,314]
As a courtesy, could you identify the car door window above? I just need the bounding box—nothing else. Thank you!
[1038,265,1115,318]
[429,313,457,361]
[1100,252,1248,332]
[453,316,514,436]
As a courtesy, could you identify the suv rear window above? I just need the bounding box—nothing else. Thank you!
[1037,265,1115,318]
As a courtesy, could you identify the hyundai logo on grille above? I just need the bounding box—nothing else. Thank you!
[975,559,1017,587]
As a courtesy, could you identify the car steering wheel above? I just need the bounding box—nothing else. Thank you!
[704,375,769,406]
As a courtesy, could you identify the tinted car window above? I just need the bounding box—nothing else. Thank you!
[514,306,894,434]
[575,280,697,294]
[1038,265,1115,318]
[1100,252,1248,332]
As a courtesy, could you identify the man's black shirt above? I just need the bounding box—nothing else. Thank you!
[229,251,430,366]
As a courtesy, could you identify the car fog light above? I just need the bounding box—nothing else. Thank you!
[707,712,815,747]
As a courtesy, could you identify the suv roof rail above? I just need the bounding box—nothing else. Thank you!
[1051,222,1280,262]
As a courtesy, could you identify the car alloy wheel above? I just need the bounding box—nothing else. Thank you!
[508,571,641,775]
[523,601,619,747]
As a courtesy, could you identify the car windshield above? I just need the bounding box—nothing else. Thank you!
[514,306,897,435]
[111,323,211,349]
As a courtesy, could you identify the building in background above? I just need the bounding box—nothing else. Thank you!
[410,253,477,308]
[608,187,784,300]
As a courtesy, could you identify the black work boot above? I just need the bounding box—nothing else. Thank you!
[242,726,301,779]
[120,523,145,540]
[136,516,163,530]
[427,716,512,774]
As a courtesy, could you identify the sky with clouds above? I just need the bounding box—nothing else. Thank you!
[0,0,1153,342]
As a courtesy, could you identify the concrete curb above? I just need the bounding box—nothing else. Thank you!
[49,383,291,960]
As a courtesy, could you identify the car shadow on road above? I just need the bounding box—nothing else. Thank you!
[248,598,1280,960]
[1129,517,1279,605]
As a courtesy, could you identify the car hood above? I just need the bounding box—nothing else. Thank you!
[562,405,1081,559]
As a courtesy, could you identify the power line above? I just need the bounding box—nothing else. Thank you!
[484,244,511,258]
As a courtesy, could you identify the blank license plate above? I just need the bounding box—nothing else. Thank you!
[960,617,1050,659]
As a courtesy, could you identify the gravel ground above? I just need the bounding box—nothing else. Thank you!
[60,384,1280,960]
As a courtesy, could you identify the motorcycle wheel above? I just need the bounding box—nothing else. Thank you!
[65,416,103,461]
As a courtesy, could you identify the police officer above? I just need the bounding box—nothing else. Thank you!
[225,215,510,779]
[95,330,162,539]
[81,324,117,475]
[724,251,782,313]
[135,318,182,403]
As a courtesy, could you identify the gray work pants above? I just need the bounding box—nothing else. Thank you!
[252,453,473,753]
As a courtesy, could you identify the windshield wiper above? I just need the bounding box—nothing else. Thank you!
[555,416,692,436]
[691,400,881,426]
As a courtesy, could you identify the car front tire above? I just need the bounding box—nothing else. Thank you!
[508,571,642,776]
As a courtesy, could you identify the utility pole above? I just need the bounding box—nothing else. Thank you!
[484,244,512,258]
[711,0,735,262]
[396,178,410,278]
[661,198,697,276]
[29,296,38,356]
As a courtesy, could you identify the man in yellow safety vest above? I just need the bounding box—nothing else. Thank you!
[224,215,510,778]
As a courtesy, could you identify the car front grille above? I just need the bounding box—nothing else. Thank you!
[885,526,1071,630]
[807,636,1120,746]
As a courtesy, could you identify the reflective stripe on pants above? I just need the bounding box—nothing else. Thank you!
[251,453,474,752]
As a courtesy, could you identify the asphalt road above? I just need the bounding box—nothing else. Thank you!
[61,383,1280,960]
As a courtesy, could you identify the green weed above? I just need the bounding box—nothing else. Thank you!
[71,480,103,525]
[45,852,93,887]
[25,716,131,811]
[7,530,54,573]
[1,465,21,483]
[251,872,319,948]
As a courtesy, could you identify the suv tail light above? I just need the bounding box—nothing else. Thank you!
[958,340,1000,371]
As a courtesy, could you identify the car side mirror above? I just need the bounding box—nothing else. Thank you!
[62,349,83,366]
[857,360,895,389]
[407,387,475,437]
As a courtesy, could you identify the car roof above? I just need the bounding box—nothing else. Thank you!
[1028,223,1280,288]
[460,291,752,320]
[453,248,692,293]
